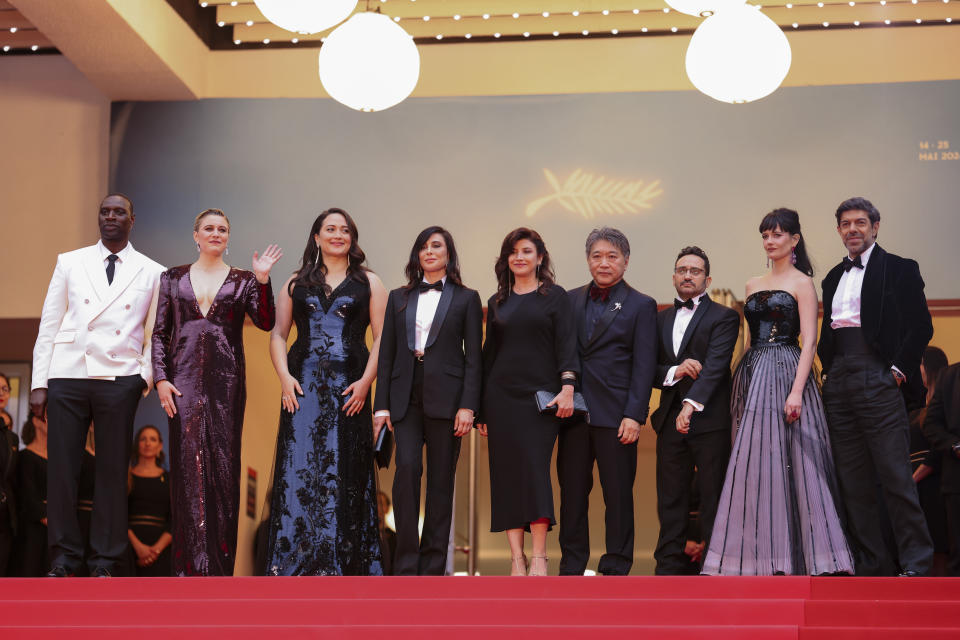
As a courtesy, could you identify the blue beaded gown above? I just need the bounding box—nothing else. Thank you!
[264,278,383,576]
[703,290,854,575]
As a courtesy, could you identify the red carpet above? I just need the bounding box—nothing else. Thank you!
[0,576,957,638]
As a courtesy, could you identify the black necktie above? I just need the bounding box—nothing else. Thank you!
[106,254,119,285]
[674,298,694,310]
[842,255,864,272]
[419,280,443,293]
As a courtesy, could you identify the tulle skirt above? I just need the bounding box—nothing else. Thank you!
[702,344,854,575]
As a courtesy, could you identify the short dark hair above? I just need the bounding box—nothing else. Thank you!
[835,197,880,225]
[585,227,630,258]
[102,192,134,216]
[675,246,710,276]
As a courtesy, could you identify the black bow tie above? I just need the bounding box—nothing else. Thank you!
[589,284,610,302]
[419,280,443,293]
[842,255,864,272]
[674,298,695,311]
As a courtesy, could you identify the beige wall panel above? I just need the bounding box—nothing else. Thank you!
[0,56,108,318]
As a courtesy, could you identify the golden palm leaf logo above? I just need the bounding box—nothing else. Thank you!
[525,168,663,219]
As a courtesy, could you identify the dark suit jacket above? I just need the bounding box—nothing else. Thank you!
[374,282,483,423]
[922,363,960,494]
[818,244,933,410]
[569,282,658,428]
[0,429,18,534]
[651,296,740,435]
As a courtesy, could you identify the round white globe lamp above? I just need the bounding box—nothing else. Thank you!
[253,0,357,34]
[665,0,746,18]
[685,4,792,103]
[318,12,421,112]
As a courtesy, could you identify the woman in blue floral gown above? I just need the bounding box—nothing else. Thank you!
[263,208,388,576]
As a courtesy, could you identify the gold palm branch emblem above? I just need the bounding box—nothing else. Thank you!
[525,168,663,219]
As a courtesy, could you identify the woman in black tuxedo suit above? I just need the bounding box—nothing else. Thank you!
[374,226,483,575]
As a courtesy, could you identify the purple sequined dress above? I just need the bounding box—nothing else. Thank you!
[702,290,854,576]
[152,265,275,576]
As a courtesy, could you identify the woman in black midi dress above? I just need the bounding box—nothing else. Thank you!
[479,228,578,576]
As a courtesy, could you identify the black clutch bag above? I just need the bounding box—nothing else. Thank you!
[535,390,590,423]
[374,426,394,469]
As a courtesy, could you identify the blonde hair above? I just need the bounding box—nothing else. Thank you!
[193,208,230,232]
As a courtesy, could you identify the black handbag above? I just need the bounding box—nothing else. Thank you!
[374,426,394,469]
[535,389,590,423]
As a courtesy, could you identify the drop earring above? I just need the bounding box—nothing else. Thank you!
[766,256,770,268]
[790,248,797,265]
[196,242,201,253]
[225,245,229,256]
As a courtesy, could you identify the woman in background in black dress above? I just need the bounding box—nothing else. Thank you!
[127,425,172,576]
[13,410,47,576]
[910,346,950,575]
[478,228,577,576]
[152,208,280,576]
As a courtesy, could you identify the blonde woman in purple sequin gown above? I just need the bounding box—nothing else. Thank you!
[703,209,853,576]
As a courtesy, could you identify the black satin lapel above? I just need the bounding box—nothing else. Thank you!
[677,297,711,357]
[860,244,885,336]
[405,290,418,352]
[662,307,678,359]
[587,286,629,348]
[424,284,455,349]
[822,265,843,324]
[575,285,590,348]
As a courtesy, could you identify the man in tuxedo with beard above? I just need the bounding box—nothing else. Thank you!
[651,246,739,575]
[819,196,934,576]
[558,227,657,576]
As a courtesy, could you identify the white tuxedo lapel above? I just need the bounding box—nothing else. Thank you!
[89,246,146,320]
[80,245,111,305]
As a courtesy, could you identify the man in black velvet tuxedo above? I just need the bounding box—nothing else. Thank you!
[923,362,960,576]
[651,246,739,575]
[819,196,934,576]
[558,227,657,575]
[374,227,483,575]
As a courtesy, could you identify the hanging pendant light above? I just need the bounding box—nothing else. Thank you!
[685,4,792,103]
[253,0,358,34]
[665,0,746,18]
[318,12,421,112]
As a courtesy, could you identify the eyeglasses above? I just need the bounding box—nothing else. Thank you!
[674,267,705,277]
[0,386,10,395]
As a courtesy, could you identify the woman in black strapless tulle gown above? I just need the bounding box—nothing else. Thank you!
[703,208,853,575]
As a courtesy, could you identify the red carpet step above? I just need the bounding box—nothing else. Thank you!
[0,576,956,639]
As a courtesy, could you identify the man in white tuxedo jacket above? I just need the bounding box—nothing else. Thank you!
[30,194,164,577]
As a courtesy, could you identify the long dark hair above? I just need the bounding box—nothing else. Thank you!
[494,227,555,305]
[400,227,463,306]
[21,411,40,445]
[759,208,814,277]
[923,346,949,390]
[288,208,369,296]
[131,425,165,468]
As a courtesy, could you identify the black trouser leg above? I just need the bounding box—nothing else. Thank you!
[0,522,11,576]
[46,378,95,572]
[557,419,593,575]
[944,493,960,577]
[419,414,460,575]
[824,355,933,576]
[88,375,142,572]
[689,428,731,553]
[654,408,696,575]
[392,403,425,576]
[593,426,636,575]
